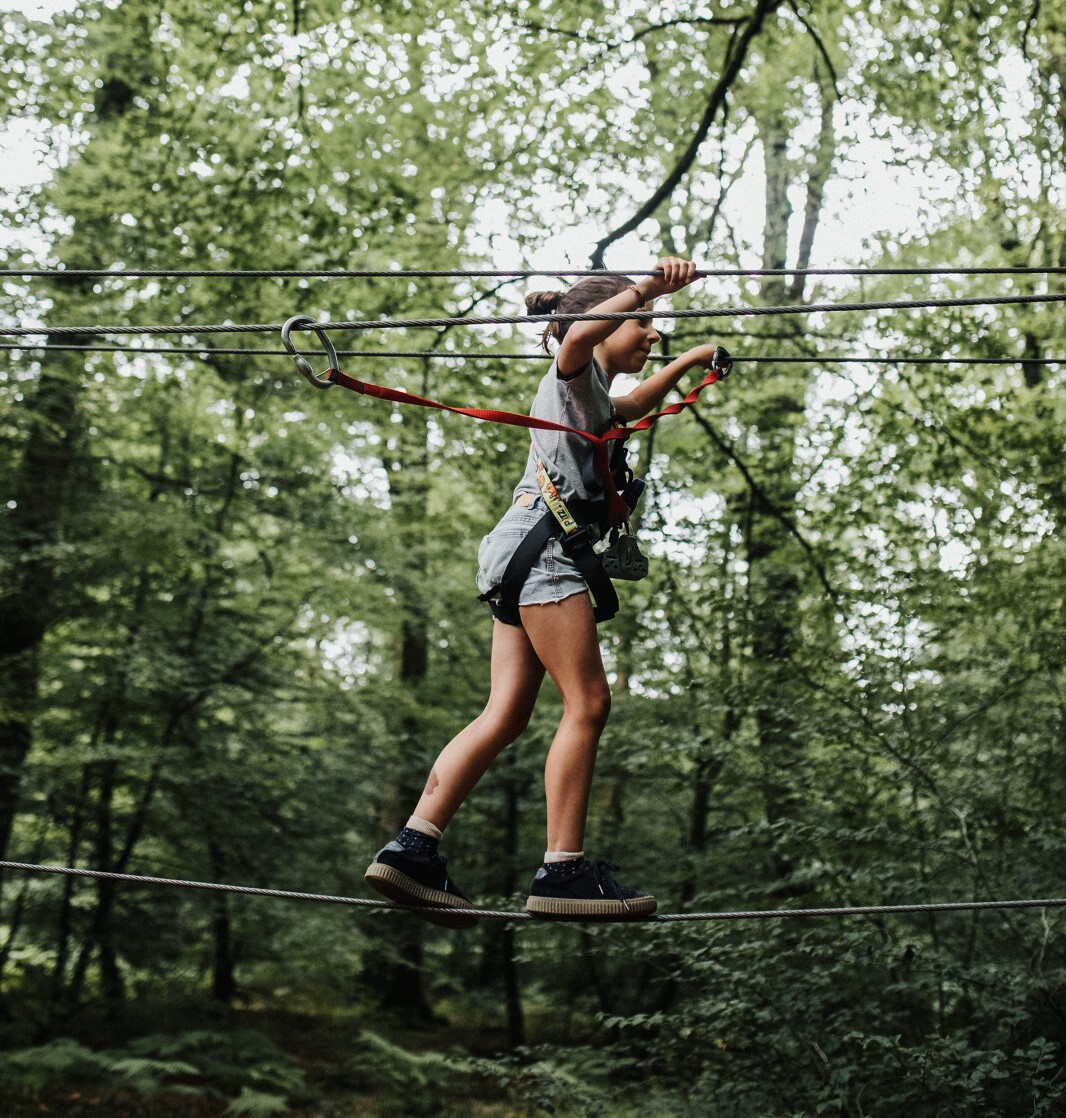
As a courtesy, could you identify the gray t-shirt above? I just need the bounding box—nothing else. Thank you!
[513,357,617,504]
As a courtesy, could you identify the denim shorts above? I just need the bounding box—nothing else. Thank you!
[476,496,589,623]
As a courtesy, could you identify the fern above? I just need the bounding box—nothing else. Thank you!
[339,1031,476,1117]
[0,1028,306,1112]
[225,1087,291,1116]
[124,1030,222,1059]
[108,1056,201,1093]
[0,1038,110,1092]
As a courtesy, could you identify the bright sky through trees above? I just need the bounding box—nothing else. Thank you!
[0,0,969,278]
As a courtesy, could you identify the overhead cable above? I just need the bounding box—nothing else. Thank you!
[3,265,1066,279]
[3,291,1066,339]
[1,341,1061,366]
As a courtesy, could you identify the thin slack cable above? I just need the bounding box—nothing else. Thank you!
[0,860,524,921]
[2,861,1064,926]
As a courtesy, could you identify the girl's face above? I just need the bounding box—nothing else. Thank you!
[597,303,660,376]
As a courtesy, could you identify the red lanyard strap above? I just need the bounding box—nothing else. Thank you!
[328,366,630,527]
[605,345,733,442]
[282,316,732,528]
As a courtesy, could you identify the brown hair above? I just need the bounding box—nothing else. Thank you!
[525,273,635,354]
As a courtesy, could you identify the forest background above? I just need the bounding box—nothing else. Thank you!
[1,0,1064,1116]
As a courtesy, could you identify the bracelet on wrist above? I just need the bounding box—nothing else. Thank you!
[627,284,646,308]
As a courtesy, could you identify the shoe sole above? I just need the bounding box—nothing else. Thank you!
[364,863,479,929]
[525,895,658,921]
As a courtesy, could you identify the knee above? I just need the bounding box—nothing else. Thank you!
[481,703,533,747]
[592,684,612,729]
[573,682,611,732]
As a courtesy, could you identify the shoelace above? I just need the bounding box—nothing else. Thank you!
[438,855,458,895]
[590,861,631,911]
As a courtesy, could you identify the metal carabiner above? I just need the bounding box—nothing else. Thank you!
[712,344,734,380]
[281,314,339,390]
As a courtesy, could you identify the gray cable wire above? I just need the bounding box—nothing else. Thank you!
[0,860,526,922]
[3,861,1063,926]
[2,291,1065,339]
[4,266,1066,279]
[0,342,1061,365]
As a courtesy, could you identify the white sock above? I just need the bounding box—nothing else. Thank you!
[543,850,584,864]
[406,815,444,841]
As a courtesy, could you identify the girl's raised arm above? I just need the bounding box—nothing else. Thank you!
[612,344,723,422]
[555,257,698,378]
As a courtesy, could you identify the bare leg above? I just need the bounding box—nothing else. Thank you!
[413,620,545,830]
[519,593,611,852]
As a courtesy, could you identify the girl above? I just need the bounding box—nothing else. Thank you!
[365,257,724,924]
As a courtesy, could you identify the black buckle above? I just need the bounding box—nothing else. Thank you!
[560,525,597,554]
[712,344,733,379]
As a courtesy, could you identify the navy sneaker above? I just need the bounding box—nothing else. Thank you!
[525,859,657,921]
[364,841,478,929]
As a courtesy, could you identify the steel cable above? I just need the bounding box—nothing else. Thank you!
[3,266,1066,279]
[3,861,1063,926]
[0,341,1062,365]
[2,291,1065,339]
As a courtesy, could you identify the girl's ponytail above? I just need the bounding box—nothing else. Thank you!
[526,289,567,353]
[526,275,633,354]
[525,290,566,316]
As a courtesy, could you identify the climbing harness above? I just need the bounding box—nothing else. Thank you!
[282,314,732,620]
[539,454,649,587]
[482,456,646,625]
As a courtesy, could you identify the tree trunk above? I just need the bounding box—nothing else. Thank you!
[744,77,835,881]
[0,19,159,983]
[47,766,94,1017]
[360,406,435,1021]
[0,2,159,873]
[65,760,125,1010]
[480,751,526,1047]
[209,841,237,1004]
[0,329,89,869]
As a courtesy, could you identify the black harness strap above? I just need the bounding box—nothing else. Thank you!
[479,504,620,625]
[483,512,558,626]
[561,526,620,623]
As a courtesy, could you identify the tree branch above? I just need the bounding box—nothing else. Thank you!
[688,403,839,604]
[788,62,837,302]
[696,131,758,250]
[520,19,612,46]
[630,16,749,43]
[520,15,746,50]
[786,0,841,98]
[1021,0,1041,61]
[590,0,785,268]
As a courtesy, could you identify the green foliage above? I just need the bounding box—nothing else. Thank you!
[337,1029,474,1115]
[2,1,1065,1117]
[0,1028,305,1111]
[224,1087,291,1116]
[464,1047,618,1118]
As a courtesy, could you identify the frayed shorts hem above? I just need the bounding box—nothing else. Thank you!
[486,587,589,627]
